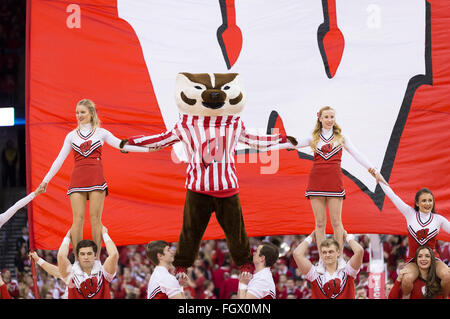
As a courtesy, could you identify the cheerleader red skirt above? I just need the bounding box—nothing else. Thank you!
[305,162,345,198]
[67,159,108,198]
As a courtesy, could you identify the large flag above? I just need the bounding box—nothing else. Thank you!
[27,0,450,249]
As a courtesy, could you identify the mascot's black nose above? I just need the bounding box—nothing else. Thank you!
[210,92,220,99]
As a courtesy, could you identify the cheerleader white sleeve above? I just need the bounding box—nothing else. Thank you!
[343,135,376,171]
[437,215,450,234]
[379,182,415,219]
[43,133,72,183]
[295,137,313,149]
[0,193,35,229]
[102,129,149,152]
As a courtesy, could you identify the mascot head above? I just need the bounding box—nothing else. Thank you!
[175,72,246,116]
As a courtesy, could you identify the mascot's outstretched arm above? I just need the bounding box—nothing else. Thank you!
[238,126,297,151]
[120,130,180,151]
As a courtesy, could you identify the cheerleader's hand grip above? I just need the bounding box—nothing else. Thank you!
[287,136,298,146]
[119,139,128,149]
[286,135,298,151]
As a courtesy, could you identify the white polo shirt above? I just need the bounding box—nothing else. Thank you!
[147,266,183,299]
[247,267,276,299]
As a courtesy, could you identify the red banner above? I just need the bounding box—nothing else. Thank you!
[27,0,450,250]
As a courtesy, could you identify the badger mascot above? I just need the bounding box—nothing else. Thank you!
[121,72,297,277]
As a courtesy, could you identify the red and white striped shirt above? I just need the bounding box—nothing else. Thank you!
[128,114,290,197]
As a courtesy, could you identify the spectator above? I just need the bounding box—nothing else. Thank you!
[203,280,216,299]
[16,226,29,252]
[220,268,239,299]
[211,259,230,298]
[355,285,368,299]
[278,277,303,299]
[385,280,394,298]
[1,268,19,298]
[193,266,207,299]
[0,271,11,299]
[273,259,293,284]
[2,139,18,187]
[275,273,288,298]
[14,242,31,274]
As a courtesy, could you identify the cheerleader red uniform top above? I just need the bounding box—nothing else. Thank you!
[304,259,359,299]
[388,278,444,299]
[246,267,276,299]
[65,260,115,299]
[295,128,376,198]
[379,183,450,263]
[42,123,147,195]
[146,266,184,299]
[127,114,292,198]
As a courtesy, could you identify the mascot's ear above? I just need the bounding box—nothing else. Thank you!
[176,72,189,84]
[175,72,190,92]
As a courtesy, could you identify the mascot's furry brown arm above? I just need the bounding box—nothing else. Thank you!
[121,72,297,276]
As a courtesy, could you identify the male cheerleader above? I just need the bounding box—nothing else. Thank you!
[294,231,363,299]
[57,226,118,299]
[238,242,278,299]
[146,240,185,299]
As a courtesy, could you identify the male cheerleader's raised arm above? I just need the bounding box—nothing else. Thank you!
[57,229,73,283]
[41,133,72,187]
[29,251,61,279]
[101,226,119,278]
[343,135,377,172]
[102,129,151,153]
[293,231,315,276]
[344,232,364,272]
[0,187,43,229]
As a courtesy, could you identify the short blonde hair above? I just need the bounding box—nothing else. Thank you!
[319,238,340,251]
[76,99,101,129]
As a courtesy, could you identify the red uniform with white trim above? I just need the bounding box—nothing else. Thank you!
[296,128,375,198]
[66,260,115,299]
[388,278,444,299]
[306,131,345,198]
[43,123,146,196]
[127,114,290,197]
[246,267,276,299]
[304,260,359,299]
[146,266,183,299]
[380,183,450,263]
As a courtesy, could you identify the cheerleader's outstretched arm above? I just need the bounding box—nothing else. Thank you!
[0,193,35,229]
[343,135,377,172]
[378,182,415,219]
[41,133,72,187]
[103,129,151,152]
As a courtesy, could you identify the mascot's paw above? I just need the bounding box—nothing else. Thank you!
[286,135,298,146]
[238,263,253,276]
[119,139,128,149]
[120,139,129,153]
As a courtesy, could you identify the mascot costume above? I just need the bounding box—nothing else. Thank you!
[121,72,297,276]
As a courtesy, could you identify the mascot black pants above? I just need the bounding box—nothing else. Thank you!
[174,190,252,268]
